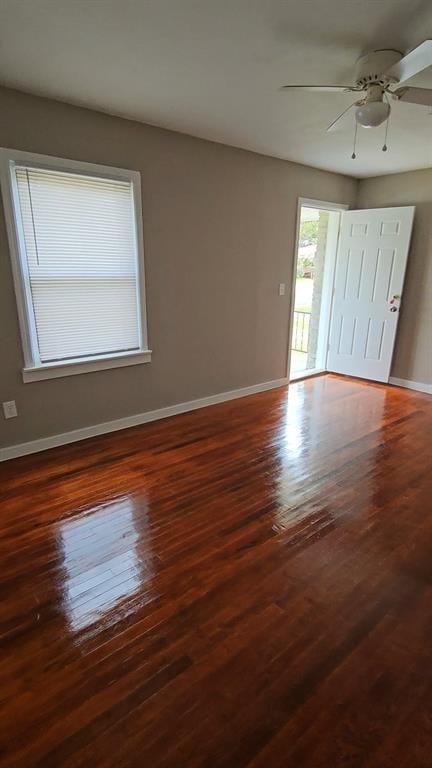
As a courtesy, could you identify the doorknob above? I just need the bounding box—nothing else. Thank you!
[389,306,398,312]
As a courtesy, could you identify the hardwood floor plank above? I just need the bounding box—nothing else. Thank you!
[1,374,431,767]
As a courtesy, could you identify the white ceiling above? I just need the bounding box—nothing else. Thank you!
[1,0,432,178]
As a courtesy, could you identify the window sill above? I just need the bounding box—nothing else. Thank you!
[22,349,152,383]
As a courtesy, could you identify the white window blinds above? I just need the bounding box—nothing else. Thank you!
[15,165,141,363]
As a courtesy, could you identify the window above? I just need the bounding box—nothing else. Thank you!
[1,149,151,382]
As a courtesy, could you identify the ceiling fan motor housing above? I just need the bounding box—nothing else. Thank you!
[354,49,402,88]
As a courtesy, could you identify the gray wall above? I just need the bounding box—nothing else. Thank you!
[357,171,432,386]
[0,86,357,448]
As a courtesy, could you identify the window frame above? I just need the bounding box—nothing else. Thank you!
[0,148,151,382]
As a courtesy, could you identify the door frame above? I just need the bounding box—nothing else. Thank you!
[287,197,349,381]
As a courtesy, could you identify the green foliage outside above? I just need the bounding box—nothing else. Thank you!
[297,219,318,278]
[299,220,318,246]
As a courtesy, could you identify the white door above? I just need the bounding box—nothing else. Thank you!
[327,206,415,383]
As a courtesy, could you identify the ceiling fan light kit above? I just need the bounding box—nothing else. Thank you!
[355,86,390,128]
[280,41,432,157]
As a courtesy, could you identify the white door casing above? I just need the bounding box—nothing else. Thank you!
[327,206,415,383]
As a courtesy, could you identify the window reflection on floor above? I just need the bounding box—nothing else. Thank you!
[274,378,387,535]
[58,495,154,633]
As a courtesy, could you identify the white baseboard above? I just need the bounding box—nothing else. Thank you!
[389,376,432,395]
[0,377,289,462]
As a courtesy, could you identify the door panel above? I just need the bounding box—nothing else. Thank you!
[364,317,385,360]
[338,315,357,356]
[327,207,415,383]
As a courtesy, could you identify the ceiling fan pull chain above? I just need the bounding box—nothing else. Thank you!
[351,120,358,159]
[382,118,389,151]
[382,94,390,151]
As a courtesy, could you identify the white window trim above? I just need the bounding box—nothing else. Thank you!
[0,148,151,382]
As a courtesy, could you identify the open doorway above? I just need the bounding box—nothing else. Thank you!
[289,198,347,380]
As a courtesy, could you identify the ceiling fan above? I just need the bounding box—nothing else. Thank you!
[281,41,432,132]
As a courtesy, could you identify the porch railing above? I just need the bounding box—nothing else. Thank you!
[292,310,311,353]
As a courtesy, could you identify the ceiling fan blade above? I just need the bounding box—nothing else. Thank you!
[385,40,432,84]
[326,101,359,131]
[392,86,432,106]
[280,85,359,93]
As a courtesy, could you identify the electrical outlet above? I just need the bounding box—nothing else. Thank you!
[2,400,17,419]
[278,283,286,296]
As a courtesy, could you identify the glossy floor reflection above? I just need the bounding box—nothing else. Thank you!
[59,496,155,633]
[1,374,432,767]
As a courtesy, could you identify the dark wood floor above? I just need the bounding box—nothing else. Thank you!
[1,374,432,767]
